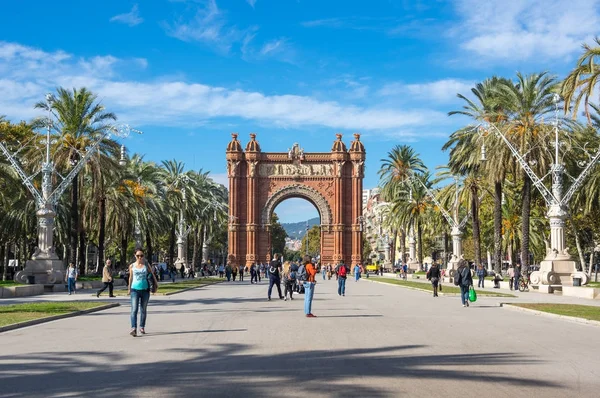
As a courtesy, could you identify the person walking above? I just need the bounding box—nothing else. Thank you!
[514,264,521,291]
[259,263,265,281]
[225,263,232,281]
[97,259,115,298]
[232,265,238,281]
[250,263,258,284]
[353,263,361,282]
[65,262,78,295]
[267,254,284,300]
[476,265,486,288]
[426,262,441,297]
[239,265,245,281]
[507,264,515,290]
[303,255,317,317]
[283,263,296,301]
[170,266,176,283]
[322,265,327,280]
[128,248,158,337]
[336,261,349,296]
[454,260,473,307]
[402,263,408,280]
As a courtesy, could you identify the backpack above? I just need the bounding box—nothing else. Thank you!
[289,271,297,281]
[338,265,347,278]
[297,265,307,281]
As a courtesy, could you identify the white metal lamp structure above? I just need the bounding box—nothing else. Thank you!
[407,175,472,278]
[0,93,135,284]
[478,94,600,290]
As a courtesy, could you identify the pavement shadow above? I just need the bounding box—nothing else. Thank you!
[0,343,557,398]
[143,329,247,337]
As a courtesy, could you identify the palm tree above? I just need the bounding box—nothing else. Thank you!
[35,87,117,274]
[499,72,559,275]
[446,77,512,273]
[561,37,600,120]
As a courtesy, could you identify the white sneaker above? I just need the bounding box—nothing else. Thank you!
[463,304,466,307]
[284,297,287,301]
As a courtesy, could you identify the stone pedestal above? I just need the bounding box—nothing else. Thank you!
[14,258,65,285]
[530,257,589,288]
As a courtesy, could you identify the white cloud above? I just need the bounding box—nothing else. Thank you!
[164,0,243,53]
[246,0,257,8]
[260,39,285,55]
[110,4,143,27]
[378,79,474,103]
[0,41,447,135]
[454,0,600,61]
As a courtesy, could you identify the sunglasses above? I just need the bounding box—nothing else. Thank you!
[136,254,144,258]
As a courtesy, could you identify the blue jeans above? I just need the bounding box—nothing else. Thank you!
[460,285,470,305]
[130,289,150,328]
[322,269,326,280]
[338,277,346,295]
[355,273,360,282]
[304,282,315,315]
[67,277,76,294]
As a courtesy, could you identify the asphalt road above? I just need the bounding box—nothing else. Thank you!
[1,277,598,397]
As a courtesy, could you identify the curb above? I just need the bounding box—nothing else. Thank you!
[500,303,600,327]
[0,302,121,333]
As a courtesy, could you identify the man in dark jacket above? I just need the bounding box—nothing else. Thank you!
[426,262,441,297]
[267,254,284,301]
[454,260,473,307]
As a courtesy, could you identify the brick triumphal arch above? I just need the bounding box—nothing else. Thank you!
[226,133,366,267]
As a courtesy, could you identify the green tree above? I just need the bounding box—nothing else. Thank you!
[270,213,287,256]
[301,225,321,257]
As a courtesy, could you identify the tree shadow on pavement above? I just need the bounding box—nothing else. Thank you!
[0,343,559,398]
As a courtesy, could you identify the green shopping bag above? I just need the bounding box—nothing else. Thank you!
[469,286,477,302]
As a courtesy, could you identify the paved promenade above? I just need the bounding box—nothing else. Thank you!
[1,277,599,397]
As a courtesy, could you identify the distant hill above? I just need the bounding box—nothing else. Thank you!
[280,217,320,239]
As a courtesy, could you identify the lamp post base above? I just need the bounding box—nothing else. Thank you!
[407,260,420,272]
[14,258,65,285]
[530,257,589,290]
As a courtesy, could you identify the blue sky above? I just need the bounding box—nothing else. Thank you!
[1,0,600,222]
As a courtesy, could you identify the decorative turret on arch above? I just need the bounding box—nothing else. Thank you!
[261,184,333,226]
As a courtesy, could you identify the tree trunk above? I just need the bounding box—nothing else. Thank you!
[120,232,128,271]
[2,242,7,281]
[417,219,423,270]
[199,225,206,263]
[520,175,531,274]
[588,249,594,278]
[97,196,106,273]
[390,229,397,265]
[400,228,406,264]
[191,226,199,269]
[493,181,503,274]
[78,230,86,276]
[146,230,153,265]
[69,174,79,265]
[168,220,176,266]
[570,219,586,272]
[471,186,482,267]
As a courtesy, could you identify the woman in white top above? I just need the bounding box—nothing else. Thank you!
[65,263,78,295]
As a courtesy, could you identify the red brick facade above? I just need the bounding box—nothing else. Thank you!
[226,133,366,267]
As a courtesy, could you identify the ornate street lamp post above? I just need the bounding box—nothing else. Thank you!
[0,93,133,285]
[479,95,599,290]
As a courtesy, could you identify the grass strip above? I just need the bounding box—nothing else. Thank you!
[370,277,516,297]
[0,280,22,287]
[509,303,600,323]
[0,301,108,328]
